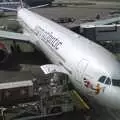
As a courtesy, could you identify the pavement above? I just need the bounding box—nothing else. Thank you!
[0,1,120,119]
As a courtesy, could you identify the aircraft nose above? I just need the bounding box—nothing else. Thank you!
[109,87,120,109]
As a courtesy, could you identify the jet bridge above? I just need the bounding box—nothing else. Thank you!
[80,24,120,42]
[80,16,120,42]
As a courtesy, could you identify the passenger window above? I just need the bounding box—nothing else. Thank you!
[105,77,111,85]
[98,76,106,83]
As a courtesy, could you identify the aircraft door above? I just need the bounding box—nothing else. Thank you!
[78,59,88,80]
[75,59,88,91]
[103,77,112,93]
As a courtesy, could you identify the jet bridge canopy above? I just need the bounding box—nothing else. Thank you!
[80,24,120,42]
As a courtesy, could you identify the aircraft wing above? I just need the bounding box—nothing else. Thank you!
[0,30,30,42]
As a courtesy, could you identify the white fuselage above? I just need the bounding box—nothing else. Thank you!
[17,8,120,109]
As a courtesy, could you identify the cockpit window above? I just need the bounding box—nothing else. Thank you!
[112,79,120,87]
[105,77,111,85]
[98,76,106,83]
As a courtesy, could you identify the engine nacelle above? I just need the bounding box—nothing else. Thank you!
[0,42,8,63]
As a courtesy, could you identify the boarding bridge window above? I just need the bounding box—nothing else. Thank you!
[98,76,106,83]
[105,77,111,85]
[112,79,120,87]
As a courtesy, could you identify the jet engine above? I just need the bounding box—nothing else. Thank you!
[0,42,8,63]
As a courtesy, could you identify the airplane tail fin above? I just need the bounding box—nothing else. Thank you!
[0,0,48,12]
[19,0,49,9]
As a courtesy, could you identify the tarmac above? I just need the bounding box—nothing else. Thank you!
[0,0,120,119]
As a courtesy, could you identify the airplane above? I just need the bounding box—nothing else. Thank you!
[0,0,120,110]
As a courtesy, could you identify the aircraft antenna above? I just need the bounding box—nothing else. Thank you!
[20,0,24,8]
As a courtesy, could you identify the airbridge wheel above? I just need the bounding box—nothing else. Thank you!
[0,49,7,63]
